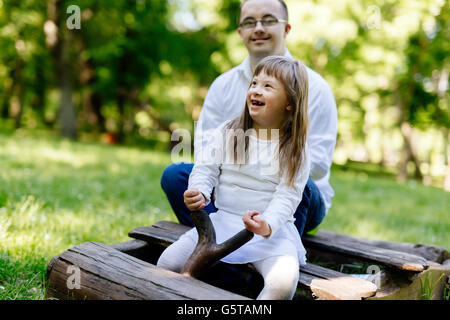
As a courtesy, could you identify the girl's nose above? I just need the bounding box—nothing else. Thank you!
[249,87,262,96]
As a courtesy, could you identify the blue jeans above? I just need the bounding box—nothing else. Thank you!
[160,162,326,237]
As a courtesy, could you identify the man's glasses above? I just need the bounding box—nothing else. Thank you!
[239,16,288,29]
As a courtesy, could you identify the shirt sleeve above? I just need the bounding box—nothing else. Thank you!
[261,145,311,239]
[194,77,227,163]
[307,81,337,180]
[188,121,229,205]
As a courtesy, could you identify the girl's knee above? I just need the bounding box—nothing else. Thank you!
[156,248,182,272]
[266,271,299,299]
[156,236,196,273]
[257,256,299,300]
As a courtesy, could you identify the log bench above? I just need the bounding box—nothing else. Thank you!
[128,220,449,300]
[128,222,379,300]
[46,219,450,300]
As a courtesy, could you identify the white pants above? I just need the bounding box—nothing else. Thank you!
[157,235,299,300]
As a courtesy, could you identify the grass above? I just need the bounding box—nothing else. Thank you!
[419,273,446,300]
[323,166,449,247]
[0,128,449,300]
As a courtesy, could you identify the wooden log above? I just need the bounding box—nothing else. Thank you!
[302,233,427,272]
[369,266,450,300]
[129,222,378,300]
[312,230,450,263]
[131,221,450,300]
[47,241,249,300]
[109,239,152,262]
[129,226,180,247]
[148,220,429,272]
[152,220,191,234]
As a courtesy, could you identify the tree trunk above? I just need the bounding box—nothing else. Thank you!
[79,40,105,133]
[444,129,450,191]
[395,88,423,181]
[31,55,48,127]
[13,65,25,129]
[115,92,126,143]
[58,32,77,139]
[10,56,25,129]
[399,122,423,180]
[47,0,77,139]
[1,71,15,119]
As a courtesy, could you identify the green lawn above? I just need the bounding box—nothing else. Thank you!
[0,129,449,300]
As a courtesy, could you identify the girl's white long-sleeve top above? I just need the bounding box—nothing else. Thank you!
[184,121,309,265]
[194,49,337,213]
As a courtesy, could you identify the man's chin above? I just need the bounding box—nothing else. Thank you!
[248,47,273,59]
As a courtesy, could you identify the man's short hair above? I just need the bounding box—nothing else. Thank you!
[239,0,289,23]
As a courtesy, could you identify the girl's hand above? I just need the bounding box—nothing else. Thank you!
[183,189,206,211]
[243,211,271,237]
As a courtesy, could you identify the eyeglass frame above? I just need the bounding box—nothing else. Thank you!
[238,15,288,29]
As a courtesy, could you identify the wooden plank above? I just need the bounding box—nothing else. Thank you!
[152,220,191,235]
[301,263,377,299]
[129,226,180,247]
[47,241,249,300]
[129,222,377,300]
[302,232,427,272]
[109,239,148,253]
[313,230,450,263]
[148,220,428,272]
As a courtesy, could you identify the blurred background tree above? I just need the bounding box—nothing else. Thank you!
[0,0,448,189]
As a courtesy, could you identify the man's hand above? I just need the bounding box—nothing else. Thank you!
[183,189,206,211]
[243,211,271,237]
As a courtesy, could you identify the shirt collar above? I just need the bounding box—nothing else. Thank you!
[238,48,294,82]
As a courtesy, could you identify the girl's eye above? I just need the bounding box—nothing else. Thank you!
[265,84,272,88]
[252,81,257,86]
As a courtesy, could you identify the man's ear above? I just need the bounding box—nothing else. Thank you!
[284,23,291,36]
[286,105,293,111]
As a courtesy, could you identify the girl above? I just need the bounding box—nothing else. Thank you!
[157,56,310,300]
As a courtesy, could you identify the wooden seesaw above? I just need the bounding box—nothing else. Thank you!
[46,210,450,300]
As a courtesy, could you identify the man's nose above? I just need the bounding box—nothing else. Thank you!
[254,20,265,32]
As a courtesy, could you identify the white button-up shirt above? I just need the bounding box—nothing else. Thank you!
[194,49,337,212]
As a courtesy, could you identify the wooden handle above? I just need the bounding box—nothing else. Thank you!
[181,210,253,279]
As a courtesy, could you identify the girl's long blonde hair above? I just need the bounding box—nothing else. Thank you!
[227,56,309,187]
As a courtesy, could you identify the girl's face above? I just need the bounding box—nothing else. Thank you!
[247,71,289,131]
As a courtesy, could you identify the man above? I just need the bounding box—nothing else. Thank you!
[161,0,337,237]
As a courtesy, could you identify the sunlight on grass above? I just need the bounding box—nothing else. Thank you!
[0,131,177,300]
[321,168,449,248]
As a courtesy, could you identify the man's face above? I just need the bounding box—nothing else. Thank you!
[238,0,291,58]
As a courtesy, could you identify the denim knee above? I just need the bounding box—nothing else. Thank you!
[160,162,185,192]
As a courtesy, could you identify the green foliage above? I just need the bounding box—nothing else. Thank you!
[1,0,448,176]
